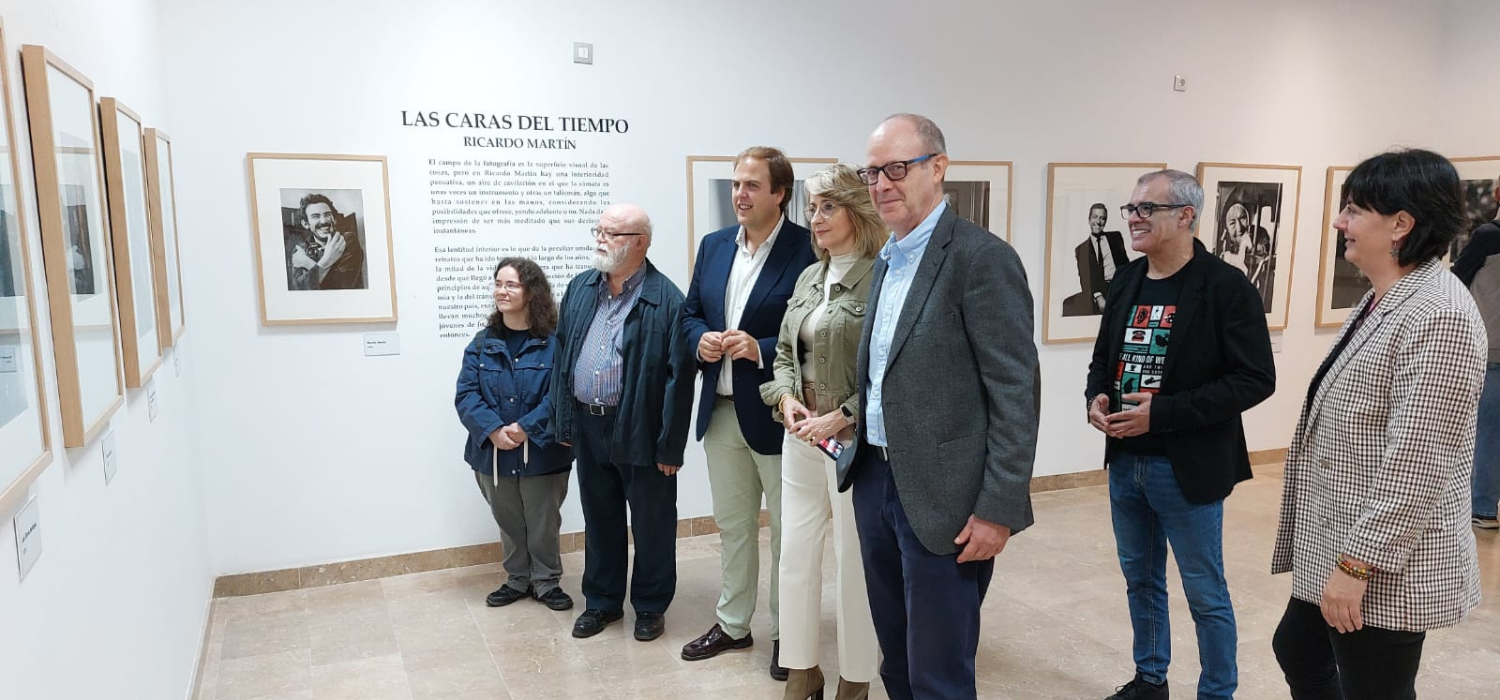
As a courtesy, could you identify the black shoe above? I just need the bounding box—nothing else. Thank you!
[1105,675,1169,700]
[534,587,574,611]
[634,612,665,641]
[485,584,531,608]
[572,608,624,638]
[769,639,788,681]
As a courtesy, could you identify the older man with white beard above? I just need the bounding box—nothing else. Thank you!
[550,203,696,640]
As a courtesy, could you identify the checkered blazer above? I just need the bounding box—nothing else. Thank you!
[1272,259,1486,631]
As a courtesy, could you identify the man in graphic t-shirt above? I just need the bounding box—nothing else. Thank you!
[1083,169,1276,700]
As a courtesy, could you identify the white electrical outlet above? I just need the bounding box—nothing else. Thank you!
[1173,74,1187,92]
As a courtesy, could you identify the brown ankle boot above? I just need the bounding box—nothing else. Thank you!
[781,666,825,700]
[834,678,869,700]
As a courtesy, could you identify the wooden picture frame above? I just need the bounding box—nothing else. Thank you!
[99,98,162,387]
[247,153,398,325]
[21,44,124,448]
[1195,162,1302,331]
[944,160,1014,242]
[685,155,837,270]
[1447,155,1500,263]
[143,128,186,346]
[1043,162,1167,343]
[1315,166,1363,327]
[0,22,53,515]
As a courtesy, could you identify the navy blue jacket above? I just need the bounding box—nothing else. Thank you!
[682,221,817,455]
[550,261,695,466]
[454,327,571,477]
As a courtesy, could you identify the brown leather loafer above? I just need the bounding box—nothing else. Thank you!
[680,623,752,661]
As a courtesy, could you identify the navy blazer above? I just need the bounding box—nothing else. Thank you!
[682,220,818,455]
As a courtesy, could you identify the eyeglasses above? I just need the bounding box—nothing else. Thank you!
[1121,202,1190,219]
[803,201,840,221]
[857,154,938,186]
[493,281,524,293]
[590,227,645,240]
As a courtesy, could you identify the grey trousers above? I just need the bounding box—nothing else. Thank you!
[474,470,570,595]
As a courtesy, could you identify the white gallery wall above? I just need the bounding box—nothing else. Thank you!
[150,0,1500,579]
[0,1,213,699]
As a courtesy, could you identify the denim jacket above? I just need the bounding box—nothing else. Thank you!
[454,327,571,477]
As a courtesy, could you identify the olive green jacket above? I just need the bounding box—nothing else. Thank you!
[759,255,877,423]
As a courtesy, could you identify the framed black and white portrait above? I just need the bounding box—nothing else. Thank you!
[248,153,396,325]
[1044,162,1165,343]
[1447,156,1500,262]
[944,160,1013,241]
[685,154,836,271]
[1196,163,1302,330]
[1315,166,1368,327]
[0,24,52,513]
[21,44,125,448]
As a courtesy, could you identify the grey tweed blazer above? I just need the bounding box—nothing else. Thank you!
[1271,259,1485,631]
[836,206,1040,555]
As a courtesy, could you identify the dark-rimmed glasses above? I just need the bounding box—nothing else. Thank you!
[857,154,938,186]
[1121,202,1189,219]
[803,201,840,221]
[590,227,645,240]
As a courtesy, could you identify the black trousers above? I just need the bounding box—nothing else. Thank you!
[574,409,678,614]
[1272,597,1426,700]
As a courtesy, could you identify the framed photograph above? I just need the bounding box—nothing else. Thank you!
[944,160,1013,241]
[1447,156,1500,262]
[1196,163,1302,330]
[0,23,52,515]
[247,153,397,325]
[20,44,124,448]
[143,128,185,346]
[99,98,162,388]
[1043,162,1166,343]
[1315,167,1367,327]
[685,154,836,269]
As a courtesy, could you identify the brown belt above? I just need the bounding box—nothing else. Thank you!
[800,381,827,414]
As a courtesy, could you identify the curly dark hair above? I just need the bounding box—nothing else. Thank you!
[486,257,557,337]
[298,193,339,223]
[1342,149,1464,267]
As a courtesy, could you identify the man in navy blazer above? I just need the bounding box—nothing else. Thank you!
[680,146,817,678]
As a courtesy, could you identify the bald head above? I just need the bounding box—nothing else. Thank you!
[601,203,653,242]
[866,114,949,236]
[876,113,947,156]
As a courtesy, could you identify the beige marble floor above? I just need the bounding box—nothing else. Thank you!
[194,469,1500,700]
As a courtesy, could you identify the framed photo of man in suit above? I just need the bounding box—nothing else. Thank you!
[1044,162,1164,343]
[247,153,397,325]
[1196,162,1302,331]
[685,154,835,271]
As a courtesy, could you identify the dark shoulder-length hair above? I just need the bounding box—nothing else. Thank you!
[1342,149,1464,267]
[486,257,557,337]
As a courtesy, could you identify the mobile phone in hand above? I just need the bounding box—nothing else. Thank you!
[817,436,844,460]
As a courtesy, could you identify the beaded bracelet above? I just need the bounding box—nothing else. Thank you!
[1335,556,1375,581]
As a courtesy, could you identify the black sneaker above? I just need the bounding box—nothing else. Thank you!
[485,585,531,608]
[535,587,574,611]
[572,608,624,638]
[1105,675,1169,700]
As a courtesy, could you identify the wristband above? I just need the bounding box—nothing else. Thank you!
[1336,556,1374,581]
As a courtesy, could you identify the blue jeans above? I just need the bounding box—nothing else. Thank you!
[1109,453,1237,700]
[1472,363,1500,519]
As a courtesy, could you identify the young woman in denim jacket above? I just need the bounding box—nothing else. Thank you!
[455,257,573,611]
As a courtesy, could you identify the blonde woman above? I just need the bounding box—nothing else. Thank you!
[761,164,885,700]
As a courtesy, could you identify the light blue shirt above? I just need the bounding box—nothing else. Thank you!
[866,201,946,447]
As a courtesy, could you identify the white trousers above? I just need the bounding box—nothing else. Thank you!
[777,431,879,681]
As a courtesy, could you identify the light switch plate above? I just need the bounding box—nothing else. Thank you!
[574,42,593,65]
[13,496,41,582]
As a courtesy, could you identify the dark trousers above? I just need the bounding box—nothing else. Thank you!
[574,410,678,614]
[1272,597,1427,700]
[851,451,993,700]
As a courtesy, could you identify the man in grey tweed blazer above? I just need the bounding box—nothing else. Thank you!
[835,113,1039,700]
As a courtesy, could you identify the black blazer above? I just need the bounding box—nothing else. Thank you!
[1085,239,1276,504]
[682,220,817,455]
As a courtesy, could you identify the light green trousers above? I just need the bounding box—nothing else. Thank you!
[703,398,782,640]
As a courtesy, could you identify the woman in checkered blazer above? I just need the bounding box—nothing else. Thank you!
[1271,150,1487,699]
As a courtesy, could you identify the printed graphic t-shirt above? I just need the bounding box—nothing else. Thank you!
[1114,270,1184,455]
